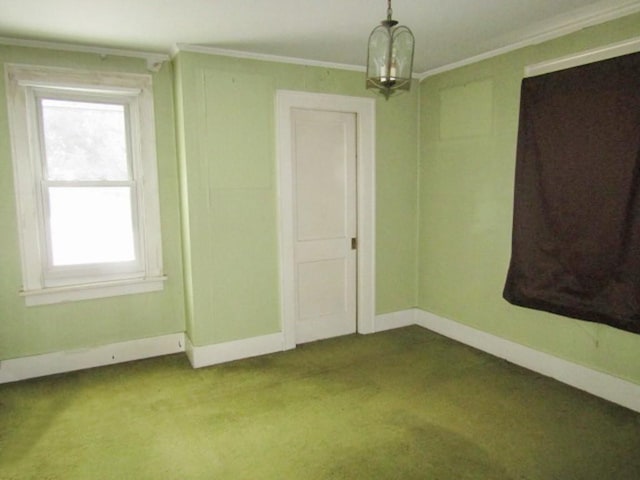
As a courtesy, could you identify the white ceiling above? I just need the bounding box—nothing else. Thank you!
[1,0,639,75]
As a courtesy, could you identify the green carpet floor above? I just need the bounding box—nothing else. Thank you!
[1,326,639,479]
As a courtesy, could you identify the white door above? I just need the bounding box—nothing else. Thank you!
[291,108,357,344]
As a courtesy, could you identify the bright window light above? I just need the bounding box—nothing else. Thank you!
[5,64,165,305]
[41,99,129,181]
[48,187,135,266]
[40,98,137,267]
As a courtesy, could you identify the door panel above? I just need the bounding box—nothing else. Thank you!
[298,259,346,319]
[292,108,356,344]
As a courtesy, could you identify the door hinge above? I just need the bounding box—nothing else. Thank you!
[351,237,357,250]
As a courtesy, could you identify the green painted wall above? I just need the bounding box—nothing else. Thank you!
[7,11,636,386]
[0,46,186,360]
[174,52,419,346]
[418,13,640,384]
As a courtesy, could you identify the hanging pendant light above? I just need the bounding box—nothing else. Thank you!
[366,0,415,99]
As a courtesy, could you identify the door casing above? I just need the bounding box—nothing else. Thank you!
[276,90,376,349]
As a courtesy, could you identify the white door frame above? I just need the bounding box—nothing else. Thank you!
[276,90,376,349]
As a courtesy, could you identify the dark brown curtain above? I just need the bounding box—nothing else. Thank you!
[503,51,640,334]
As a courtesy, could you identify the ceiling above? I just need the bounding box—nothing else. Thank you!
[1,0,639,75]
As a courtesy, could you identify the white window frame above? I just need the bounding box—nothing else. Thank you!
[5,64,166,306]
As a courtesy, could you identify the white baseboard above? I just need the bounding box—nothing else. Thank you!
[374,309,416,332]
[185,332,286,369]
[414,309,640,413]
[4,310,638,414]
[0,333,185,384]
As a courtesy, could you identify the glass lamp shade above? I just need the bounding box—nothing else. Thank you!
[366,21,415,99]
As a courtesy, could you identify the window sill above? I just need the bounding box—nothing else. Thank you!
[21,276,167,306]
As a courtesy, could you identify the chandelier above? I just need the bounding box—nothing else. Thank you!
[366,0,415,99]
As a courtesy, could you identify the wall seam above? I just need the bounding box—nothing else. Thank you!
[413,82,422,308]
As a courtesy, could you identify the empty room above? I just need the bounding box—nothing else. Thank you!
[1,1,640,478]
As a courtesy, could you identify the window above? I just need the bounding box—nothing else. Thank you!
[5,65,165,306]
[503,52,640,335]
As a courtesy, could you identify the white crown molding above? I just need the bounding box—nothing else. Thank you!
[174,43,365,72]
[0,36,169,72]
[174,43,423,80]
[1,0,639,79]
[417,0,640,80]
[525,35,640,76]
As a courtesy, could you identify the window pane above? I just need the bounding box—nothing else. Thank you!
[41,99,129,181]
[48,187,136,266]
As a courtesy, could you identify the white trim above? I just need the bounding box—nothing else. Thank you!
[418,47,530,80]
[174,44,422,79]
[0,333,185,384]
[3,308,638,413]
[22,276,167,306]
[275,90,376,349]
[418,2,640,80]
[0,0,637,79]
[185,333,286,369]
[525,35,640,77]
[374,309,416,332]
[175,44,365,72]
[414,309,640,413]
[0,36,168,72]
[5,64,165,306]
